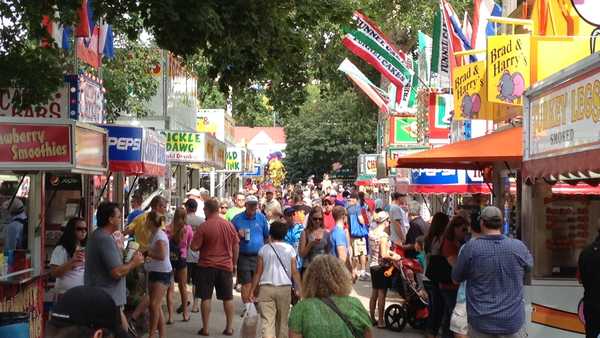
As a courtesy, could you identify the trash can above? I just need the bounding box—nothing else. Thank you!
[0,312,29,338]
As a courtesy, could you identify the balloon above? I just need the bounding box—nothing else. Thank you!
[512,73,525,97]
[471,94,481,113]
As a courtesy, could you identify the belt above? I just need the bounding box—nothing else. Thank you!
[239,253,258,257]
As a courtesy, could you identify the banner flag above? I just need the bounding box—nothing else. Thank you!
[472,0,502,59]
[342,11,413,89]
[430,3,452,88]
[338,58,389,111]
[442,0,476,66]
[417,31,433,85]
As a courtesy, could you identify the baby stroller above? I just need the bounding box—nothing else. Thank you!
[383,248,429,332]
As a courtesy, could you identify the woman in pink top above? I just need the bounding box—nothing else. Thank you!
[167,207,194,322]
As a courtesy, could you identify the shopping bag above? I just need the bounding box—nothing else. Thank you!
[240,303,259,338]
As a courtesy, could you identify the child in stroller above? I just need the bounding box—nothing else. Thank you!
[382,243,429,332]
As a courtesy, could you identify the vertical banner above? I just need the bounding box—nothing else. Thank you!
[428,93,452,141]
[452,61,488,120]
[431,3,452,88]
[487,34,530,106]
[418,31,433,85]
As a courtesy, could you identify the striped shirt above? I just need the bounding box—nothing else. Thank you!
[452,234,533,335]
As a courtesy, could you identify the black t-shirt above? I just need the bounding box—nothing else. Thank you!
[405,216,429,259]
[579,236,600,305]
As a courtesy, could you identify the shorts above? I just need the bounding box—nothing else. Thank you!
[187,262,199,285]
[148,271,172,286]
[450,302,468,335]
[171,258,187,271]
[469,324,527,338]
[237,254,258,285]
[351,237,368,256]
[197,266,233,301]
[370,266,392,289]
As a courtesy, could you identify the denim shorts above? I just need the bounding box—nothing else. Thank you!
[148,271,172,286]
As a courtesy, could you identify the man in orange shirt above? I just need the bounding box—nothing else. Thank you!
[191,198,239,336]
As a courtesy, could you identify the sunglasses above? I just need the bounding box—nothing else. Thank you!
[312,217,323,221]
[220,206,228,209]
[76,227,87,232]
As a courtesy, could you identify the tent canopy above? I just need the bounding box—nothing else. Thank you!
[396,127,522,170]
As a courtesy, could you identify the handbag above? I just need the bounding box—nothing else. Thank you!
[268,243,299,304]
[320,297,362,338]
[425,240,453,283]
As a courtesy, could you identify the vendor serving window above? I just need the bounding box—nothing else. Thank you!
[0,175,31,275]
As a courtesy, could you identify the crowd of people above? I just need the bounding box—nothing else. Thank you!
[43,178,543,338]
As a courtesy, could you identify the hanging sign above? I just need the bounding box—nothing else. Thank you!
[389,116,418,145]
[205,136,226,169]
[66,74,105,123]
[428,93,452,141]
[74,125,108,172]
[163,131,204,163]
[143,129,167,176]
[225,148,244,172]
[0,124,71,165]
[357,154,378,178]
[104,125,143,173]
[487,34,530,106]
[452,61,488,120]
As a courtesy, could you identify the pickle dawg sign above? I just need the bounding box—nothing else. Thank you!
[0,124,71,164]
[487,35,530,106]
[164,131,203,162]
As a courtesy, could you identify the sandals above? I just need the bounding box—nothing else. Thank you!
[222,329,234,336]
[182,314,191,322]
[198,329,209,336]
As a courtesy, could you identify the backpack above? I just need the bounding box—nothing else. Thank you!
[169,237,182,265]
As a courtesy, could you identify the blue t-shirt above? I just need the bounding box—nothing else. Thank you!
[285,223,304,251]
[329,226,349,258]
[232,212,269,255]
[127,209,144,225]
[347,204,368,238]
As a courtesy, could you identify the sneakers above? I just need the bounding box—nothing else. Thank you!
[358,271,371,282]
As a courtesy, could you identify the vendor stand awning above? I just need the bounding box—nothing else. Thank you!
[101,125,167,176]
[408,169,490,194]
[396,127,522,170]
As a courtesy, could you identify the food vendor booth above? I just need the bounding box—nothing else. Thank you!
[97,125,167,219]
[521,53,600,337]
[162,131,226,206]
[0,119,107,338]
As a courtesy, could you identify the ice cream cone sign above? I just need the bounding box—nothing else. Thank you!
[571,0,600,53]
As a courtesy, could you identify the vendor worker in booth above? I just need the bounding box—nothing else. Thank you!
[2,198,27,251]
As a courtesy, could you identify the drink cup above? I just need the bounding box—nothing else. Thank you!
[125,241,140,263]
[244,228,251,241]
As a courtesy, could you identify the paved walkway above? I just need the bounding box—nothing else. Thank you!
[163,279,423,338]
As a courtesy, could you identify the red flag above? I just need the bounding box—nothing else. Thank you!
[75,0,90,37]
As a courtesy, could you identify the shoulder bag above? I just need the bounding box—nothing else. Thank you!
[269,243,299,304]
[424,238,453,284]
[320,297,362,338]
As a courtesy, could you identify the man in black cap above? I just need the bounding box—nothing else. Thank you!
[45,286,132,338]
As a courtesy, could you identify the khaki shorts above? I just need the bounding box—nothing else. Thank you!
[351,237,368,256]
[450,302,468,335]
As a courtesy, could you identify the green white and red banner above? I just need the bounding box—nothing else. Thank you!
[430,2,452,88]
[338,58,389,112]
[342,11,413,90]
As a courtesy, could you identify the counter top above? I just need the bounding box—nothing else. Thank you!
[0,270,45,286]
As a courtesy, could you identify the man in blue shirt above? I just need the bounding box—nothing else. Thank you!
[126,194,144,225]
[231,195,269,304]
[329,206,350,267]
[452,206,533,338]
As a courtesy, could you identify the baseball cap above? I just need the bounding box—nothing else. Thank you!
[480,206,503,221]
[49,286,131,338]
[245,195,259,204]
[186,188,201,197]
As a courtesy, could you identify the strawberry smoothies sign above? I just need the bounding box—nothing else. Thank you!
[0,124,71,166]
[487,35,530,106]
[0,120,107,174]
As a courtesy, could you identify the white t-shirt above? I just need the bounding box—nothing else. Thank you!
[258,242,295,287]
[50,245,84,293]
[145,230,172,273]
[389,204,409,245]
